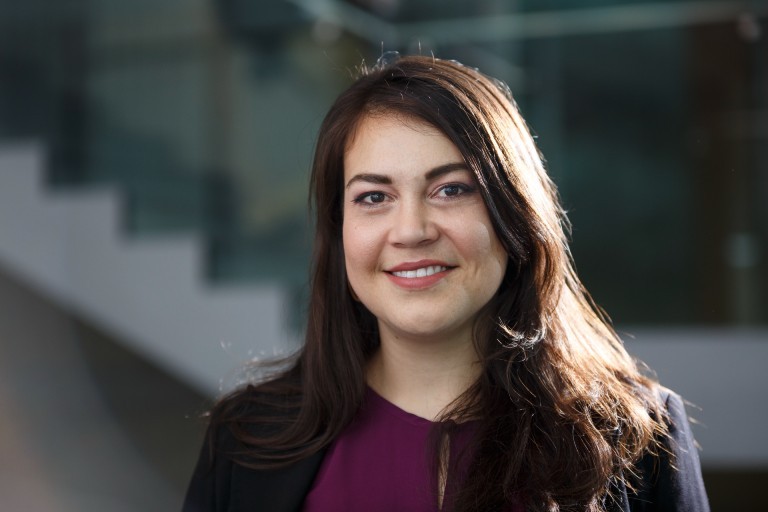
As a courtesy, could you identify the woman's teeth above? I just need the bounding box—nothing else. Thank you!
[391,265,448,278]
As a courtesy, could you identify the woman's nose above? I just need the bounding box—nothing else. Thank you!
[387,200,439,247]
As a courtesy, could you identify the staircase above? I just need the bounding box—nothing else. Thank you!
[0,141,299,396]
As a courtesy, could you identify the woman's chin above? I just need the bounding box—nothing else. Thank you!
[379,318,472,345]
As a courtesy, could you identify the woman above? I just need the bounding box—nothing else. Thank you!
[183,55,709,511]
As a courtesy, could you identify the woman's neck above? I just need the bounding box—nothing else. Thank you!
[365,329,481,421]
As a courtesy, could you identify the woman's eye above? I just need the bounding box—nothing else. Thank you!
[354,191,387,204]
[435,183,472,198]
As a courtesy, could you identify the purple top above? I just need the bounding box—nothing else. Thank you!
[303,387,522,511]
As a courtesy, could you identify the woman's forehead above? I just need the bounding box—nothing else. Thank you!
[342,114,465,182]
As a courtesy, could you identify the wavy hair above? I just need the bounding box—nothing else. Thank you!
[210,55,669,512]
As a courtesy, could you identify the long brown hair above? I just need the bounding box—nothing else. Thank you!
[210,54,668,511]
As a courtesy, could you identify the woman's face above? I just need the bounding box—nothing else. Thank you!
[342,114,508,345]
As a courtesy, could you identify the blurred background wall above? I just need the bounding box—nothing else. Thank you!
[0,0,765,510]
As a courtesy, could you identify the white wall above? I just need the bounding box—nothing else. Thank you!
[625,329,768,468]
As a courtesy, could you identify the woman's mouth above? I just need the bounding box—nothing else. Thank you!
[390,265,449,279]
[385,261,454,289]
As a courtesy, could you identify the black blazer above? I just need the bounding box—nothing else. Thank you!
[182,389,709,512]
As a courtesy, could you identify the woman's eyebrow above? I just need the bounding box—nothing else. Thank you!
[345,173,391,189]
[345,162,468,189]
[424,162,468,181]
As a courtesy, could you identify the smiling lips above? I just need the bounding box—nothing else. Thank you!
[385,260,454,289]
[391,265,448,278]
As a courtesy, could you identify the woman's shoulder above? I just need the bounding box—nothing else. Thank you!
[210,371,304,433]
[625,385,710,512]
[194,371,307,472]
[642,384,691,438]
[647,385,703,473]
[182,372,322,512]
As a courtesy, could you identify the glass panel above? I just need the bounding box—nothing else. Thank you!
[1,0,765,325]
